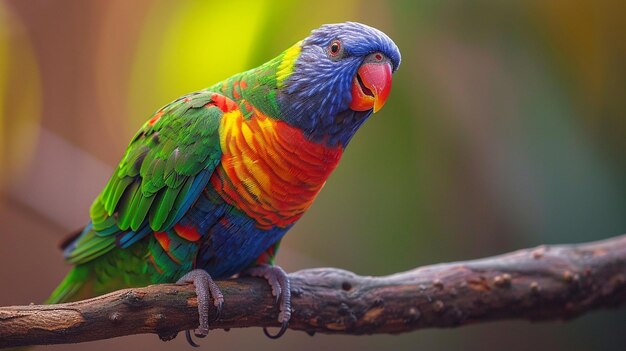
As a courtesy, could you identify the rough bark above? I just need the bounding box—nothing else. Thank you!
[1,234,625,348]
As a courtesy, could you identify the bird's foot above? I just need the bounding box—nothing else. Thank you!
[244,264,291,339]
[176,269,224,347]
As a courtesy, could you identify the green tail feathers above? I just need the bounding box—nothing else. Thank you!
[47,245,152,304]
[46,265,94,304]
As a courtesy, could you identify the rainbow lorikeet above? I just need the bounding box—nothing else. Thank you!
[49,22,401,343]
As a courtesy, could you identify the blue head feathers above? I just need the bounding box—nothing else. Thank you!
[278,22,401,147]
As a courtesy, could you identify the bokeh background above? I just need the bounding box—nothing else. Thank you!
[1,0,625,350]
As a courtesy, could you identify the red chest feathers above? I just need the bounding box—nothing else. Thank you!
[210,110,343,229]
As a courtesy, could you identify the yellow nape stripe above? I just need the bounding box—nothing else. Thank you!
[276,40,302,88]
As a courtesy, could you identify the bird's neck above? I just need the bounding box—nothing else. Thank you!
[206,41,371,148]
[206,41,300,118]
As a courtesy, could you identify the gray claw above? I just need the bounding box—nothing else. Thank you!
[244,265,292,339]
[263,320,289,339]
[176,269,224,346]
[186,330,200,347]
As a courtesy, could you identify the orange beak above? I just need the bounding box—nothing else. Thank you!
[349,61,393,113]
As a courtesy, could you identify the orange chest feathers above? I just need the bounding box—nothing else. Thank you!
[210,108,343,229]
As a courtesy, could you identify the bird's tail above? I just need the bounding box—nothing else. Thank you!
[45,226,100,304]
[46,264,95,304]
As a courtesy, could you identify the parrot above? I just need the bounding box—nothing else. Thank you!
[48,21,401,344]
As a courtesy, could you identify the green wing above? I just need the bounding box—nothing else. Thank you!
[66,91,225,264]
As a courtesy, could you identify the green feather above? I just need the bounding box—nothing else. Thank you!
[149,184,180,230]
[116,180,141,230]
[105,176,133,215]
[161,175,195,230]
[131,193,155,231]
[65,91,224,267]
[67,231,116,264]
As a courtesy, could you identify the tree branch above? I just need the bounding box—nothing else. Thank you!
[2,234,626,348]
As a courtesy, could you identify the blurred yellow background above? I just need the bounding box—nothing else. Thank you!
[0,1,625,350]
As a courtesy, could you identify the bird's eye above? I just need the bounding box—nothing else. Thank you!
[329,40,341,57]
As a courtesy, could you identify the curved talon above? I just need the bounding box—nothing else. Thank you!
[263,321,289,339]
[244,264,292,339]
[186,330,201,347]
[176,269,223,347]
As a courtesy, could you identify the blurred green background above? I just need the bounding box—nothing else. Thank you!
[0,0,625,350]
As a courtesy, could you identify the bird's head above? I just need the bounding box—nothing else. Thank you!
[276,22,401,147]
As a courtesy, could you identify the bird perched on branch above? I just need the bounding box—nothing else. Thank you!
[49,21,401,345]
